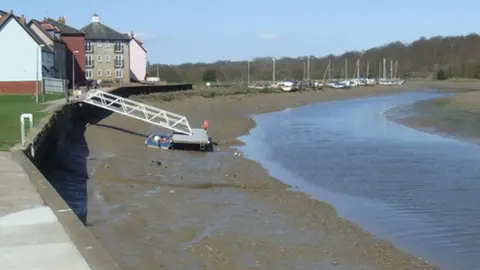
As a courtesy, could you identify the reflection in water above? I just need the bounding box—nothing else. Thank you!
[239,91,480,270]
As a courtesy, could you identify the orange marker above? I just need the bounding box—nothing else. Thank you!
[202,120,209,130]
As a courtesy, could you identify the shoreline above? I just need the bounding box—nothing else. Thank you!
[79,85,444,269]
[391,89,480,144]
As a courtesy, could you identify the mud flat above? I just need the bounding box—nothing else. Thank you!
[80,86,439,270]
[394,86,480,143]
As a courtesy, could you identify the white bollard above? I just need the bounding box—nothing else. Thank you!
[20,113,33,146]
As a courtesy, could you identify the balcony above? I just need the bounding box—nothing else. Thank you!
[114,59,124,68]
[85,45,94,53]
[114,45,123,53]
[86,60,94,68]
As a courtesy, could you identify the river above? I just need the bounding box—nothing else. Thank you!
[238,91,480,270]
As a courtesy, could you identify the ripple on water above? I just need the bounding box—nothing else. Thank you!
[238,91,480,270]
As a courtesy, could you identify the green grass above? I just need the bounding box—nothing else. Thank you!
[0,94,64,151]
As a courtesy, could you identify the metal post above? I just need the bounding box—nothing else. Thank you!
[72,51,75,91]
[20,113,33,146]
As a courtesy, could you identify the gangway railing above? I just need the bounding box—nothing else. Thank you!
[83,90,192,135]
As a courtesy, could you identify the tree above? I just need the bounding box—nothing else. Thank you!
[146,33,480,82]
[202,70,217,82]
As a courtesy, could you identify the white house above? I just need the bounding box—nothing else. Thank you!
[126,32,147,82]
[0,12,55,94]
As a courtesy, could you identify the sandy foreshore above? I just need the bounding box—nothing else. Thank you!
[81,85,444,270]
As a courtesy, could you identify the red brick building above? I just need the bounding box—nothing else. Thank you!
[44,17,86,88]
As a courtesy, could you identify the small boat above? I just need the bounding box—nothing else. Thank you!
[145,133,172,150]
[328,81,348,89]
[280,80,298,92]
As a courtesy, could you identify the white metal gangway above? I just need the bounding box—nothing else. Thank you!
[83,90,192,136]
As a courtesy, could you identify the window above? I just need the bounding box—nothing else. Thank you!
[85,41,92,52]
[106,69,111,76]
[114,55,123,67]
[105,55,110,62]
[85,55,93,67]
[97,41,102,47]
[85,69,92,79]
[105,42,110,47]
[97,55,102,62]
[97,69,102,77]
[114,41,122,52]
[115,69,123,78]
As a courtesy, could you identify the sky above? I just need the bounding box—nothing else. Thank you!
[3,0,480,64]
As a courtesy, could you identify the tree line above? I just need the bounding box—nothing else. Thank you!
[147,33,480,83]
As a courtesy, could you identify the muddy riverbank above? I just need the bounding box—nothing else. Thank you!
[53,85,449,270]
[394,89,480,143]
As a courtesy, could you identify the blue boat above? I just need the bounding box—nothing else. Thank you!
[145,133,173,150]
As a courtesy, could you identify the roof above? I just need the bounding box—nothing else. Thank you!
[0,9,7,16]
[45,17,84,36]
[28,20,65,44]
[0,13,53,53]
[81,22,130,41]
[122,32,147,52]
[133,37,147,52]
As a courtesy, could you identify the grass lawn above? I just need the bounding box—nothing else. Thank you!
[0,93,64,151]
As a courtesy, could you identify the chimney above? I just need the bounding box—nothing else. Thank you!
[20,15,26,24]
[58,16,65,24]
[129,31,135,38]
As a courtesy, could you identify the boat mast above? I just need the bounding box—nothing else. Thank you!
[322,60,331,83]
[307,56,311,81]
[328,60,331,80]
[356,58,360,78]
[383,58,387,80]
[394,60,398,79]
[345,58,348,80]
[390,60,393,79]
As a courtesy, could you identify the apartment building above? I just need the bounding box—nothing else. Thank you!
[81,13,130,84]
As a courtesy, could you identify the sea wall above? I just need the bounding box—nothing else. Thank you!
[13,83,194,269]
[24,83,194,169]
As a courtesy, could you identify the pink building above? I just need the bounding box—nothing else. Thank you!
[127,32,146,82]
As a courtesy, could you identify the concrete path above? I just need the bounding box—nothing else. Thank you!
[0,152,92,270]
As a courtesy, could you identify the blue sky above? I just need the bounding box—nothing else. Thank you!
[3,0,479,64]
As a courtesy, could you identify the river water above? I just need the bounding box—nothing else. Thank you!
[239,91,480,270]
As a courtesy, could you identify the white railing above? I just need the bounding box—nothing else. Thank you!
[83,90,192,135]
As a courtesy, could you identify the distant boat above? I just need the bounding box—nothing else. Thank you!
[328,81,349,89]
[280,81,298,92]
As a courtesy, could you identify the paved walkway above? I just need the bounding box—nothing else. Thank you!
[0,152,92,270]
